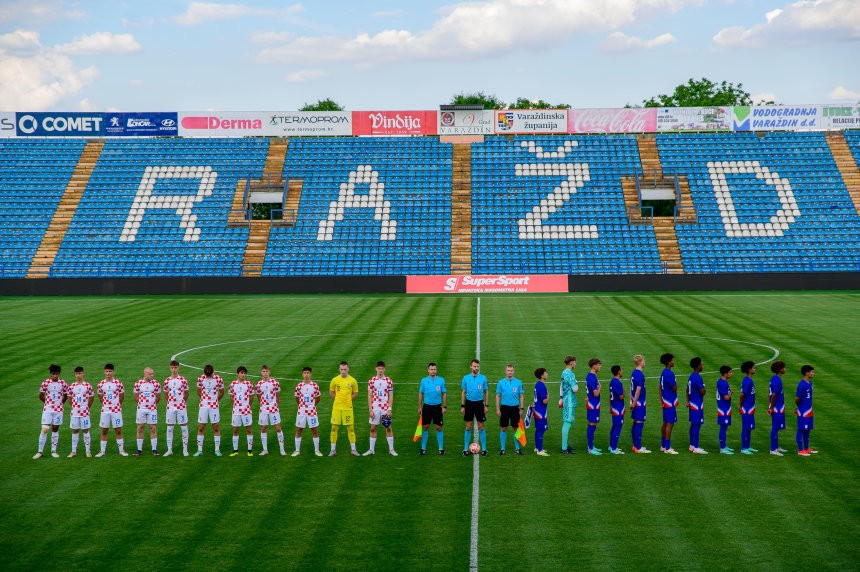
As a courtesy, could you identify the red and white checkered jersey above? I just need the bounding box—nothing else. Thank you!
[256,379,281,414]
[294,381,321,416]
[68,381,94,417]
[197,375,224,409]
[368,376,393,411]
[98,379,124,414]
[134,379,161,412]
[163,376,189,411]
[40,379,69,413]
[229,379,255,416]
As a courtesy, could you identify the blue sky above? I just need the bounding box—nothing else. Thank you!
[0,0,858,112]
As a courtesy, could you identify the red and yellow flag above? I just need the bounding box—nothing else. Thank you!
[514,418,527,446]
[413,415,423,442]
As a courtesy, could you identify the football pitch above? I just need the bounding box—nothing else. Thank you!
[1,291,858,571]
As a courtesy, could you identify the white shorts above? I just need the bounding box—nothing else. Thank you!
[41,411,63,426]
[259,411,281,426]
[99,411,123,429]
[136,410,158,425]
[232,414,253,427]
[70,416,91,430]
[198,407,220,424]
[295,413,319,429]
[165,409,188,425]
[369,409,389,425]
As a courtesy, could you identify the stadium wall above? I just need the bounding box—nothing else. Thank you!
[0,273,857,297]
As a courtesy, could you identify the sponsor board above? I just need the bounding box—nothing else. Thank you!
[352,111,437,136]
[407,274,568,294]
[749,105,821,131]
[438,110,494,135]
[822,105,860,130]
[495,110,567,134]
[179,111,265,137]
[16,112,105,136]
[266,112,352,136]
[568,108,656,133]
[0,112,15,138]
[103,112,178,136]
[656,107,731,131]
[732,106,750,131]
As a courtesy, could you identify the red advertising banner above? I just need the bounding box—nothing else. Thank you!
[352,111,437,136]
[568,108,656,133]
[407,275,568,294]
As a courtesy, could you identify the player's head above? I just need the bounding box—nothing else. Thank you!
[104,364,114,378]
[427,362,437,376]
[588,358,601,371]
[771,360,786,375]
[611,365,622,378]
[203,364,214,377]
[169,360,179,375]
[143,367,154,381]
[260,365,270,378]
[470,359,480,374]
[800,365,814,379]
[74,366,84,381]
[690,357,702,372]
[339,361,349,376]
[719,365,732,378]
[534,367,547,380]
[633,354,645,367]
[505,364,514,378]
[302,366,312,381]
[48,364,60,379]
[741,361,755,374]
[660,353,674,367]
[376,360,385,375]
[236,366,247,379]
[564,355,576,367]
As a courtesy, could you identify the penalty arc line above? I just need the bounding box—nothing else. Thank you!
[470,297,480,572]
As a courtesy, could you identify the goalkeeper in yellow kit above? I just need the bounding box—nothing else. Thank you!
[329,361,359,456]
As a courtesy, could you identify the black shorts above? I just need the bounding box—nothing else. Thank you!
[422,404,443,427]
[499,404,521,428]
[463,400,486,423]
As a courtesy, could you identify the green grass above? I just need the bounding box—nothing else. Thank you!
[1,292,858,571]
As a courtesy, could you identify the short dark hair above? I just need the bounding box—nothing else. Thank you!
[771,360,786,374]
[169,360,179,367]
[203,364,214,376]
[564,355,576,365]
[690,357,702,370]
[471,359,480,365]
[588,358,601,368]
[376,361,385,367]
[428,362,436,367]
[302,366,312,373]
[74,366,84,373]
[800,365,814,376]
[261,365,270,371]
[49,364,61,374]
[104,363,114,370]
[660,353,674,366]
[237,366,247,374]
[611,365,622,377]
[719,365,732,376]
[340,361,348,367]
[534,368,546,379]
[741,361,755,374]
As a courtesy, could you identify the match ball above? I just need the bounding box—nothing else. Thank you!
[469,443,481,454]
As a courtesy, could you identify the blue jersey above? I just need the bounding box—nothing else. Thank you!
[796,380,813,418]
[740,376,756,415]
[660,368,678,408]
[716,378,732,417]
[461,373,488,402]
[585,372,600,411]
[609,378,625,416]
[769,375,785,414]
[419,376,446,405]
[533,381,548,418]
[630,369,646,406]
[496,377,524,407]
[687,372,705,411]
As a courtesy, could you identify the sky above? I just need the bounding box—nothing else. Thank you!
[0,0,858,112]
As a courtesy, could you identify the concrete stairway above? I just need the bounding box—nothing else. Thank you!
[825,133,860,217]
[450,143,473,275]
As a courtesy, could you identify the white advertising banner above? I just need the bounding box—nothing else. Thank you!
[656,107,732,131]
[438,110,494,135]
[494,109,568,134]
[265,112,352,136]
[0,112,15,138]
[179,111,267,137]
[822,105,860,130]
[749,105,822,131]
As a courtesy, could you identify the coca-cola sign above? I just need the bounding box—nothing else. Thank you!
[352,111,437,136]
[568,108,656,133]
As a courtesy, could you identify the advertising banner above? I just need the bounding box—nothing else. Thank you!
[0,112,15,138]
[439,110,494,135]
[494,109,567,134]
[407,274,568,294]
[749,105,822,131]
[732,106,750,131]
[352,111,436,136]
[568,108,656,133]
[822,105,860,130]
[656,107,731,131]
[265,111,352,136]
[103,112,178,136]
[178,111,266,137]
[16,112,105,137]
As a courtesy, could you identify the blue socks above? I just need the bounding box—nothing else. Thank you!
[690,424,701,448]
[535,429,544,451]
[796,429,810,451]
[771,428,779,451]
[719,425,727,449]
[803,430,810,450]
[561,421,571,450]
[479,429,486,451]
[500,430,507,451]
[421,430,429,449]
[741,429,751,449]
[609,425,621,450]
[436,430,443,450]
[587,425,596,449]
[634,423,643,449]
[464,429,472,451]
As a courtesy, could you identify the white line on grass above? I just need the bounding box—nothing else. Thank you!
[470,297,481,572]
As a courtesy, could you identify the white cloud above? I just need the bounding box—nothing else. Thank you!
[714,0,860,48]
[598,31,676,53]
[373,10,404,18]
[250,31,293,44]
[285,69,329,83]
[752,92,779,104]
[175,2,303,26]
[55,32,141,56]
[122,17,154,28]
[0,0,85,24]
[0,29,41,54]
[828,85,860,100]
[0,50,98,111]
[258,0,698,65]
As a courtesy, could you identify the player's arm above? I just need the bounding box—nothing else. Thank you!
[218,387,225,401]
[519,390,524,411]
[88,395,94,408]
[418,391,424,415]
[441,387,446,412]
[685,381,691,408]
[295,390,301,405]
[768,390,776,414]
[62,389,68,404]
[631,386,641,408]
[133,385,140,403]
[118,386,124,404]
[460,389,466,413]
[275,388,280,408]
[592,381,600,397]
[387,388,393,414]
[314,387,321,405]
[483,388,489,411]
[367,388,374,412]
[39,388,46,403]
[197,382,203,398]
[739,390,746,414]
[495,392,501,417]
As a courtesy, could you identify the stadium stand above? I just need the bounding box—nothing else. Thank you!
[658,132,860,272]
[0,139,86,277]
[839,130,860,216]
[471,135,663,274]
[263,137,452,276]
[49,138,267,277]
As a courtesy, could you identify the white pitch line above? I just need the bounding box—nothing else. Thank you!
[470,297,481,572]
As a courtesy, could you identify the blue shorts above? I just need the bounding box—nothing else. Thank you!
[742,414,755,431]
[717,414,732,426]
[632,405,646,422]
[533,416,548,431]
[797,416,813,431]
[689,409,704,424]
[586,409,600,423]
[612,414,624,427]
[771,412,785,430]
[662,407,677,423]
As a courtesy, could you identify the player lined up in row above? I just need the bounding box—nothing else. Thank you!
[33,355,817,459]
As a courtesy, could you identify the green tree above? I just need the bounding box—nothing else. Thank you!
[300,98,344,111]
[508,97,571,109]
[448,91,506,109]
[642,78,752,107]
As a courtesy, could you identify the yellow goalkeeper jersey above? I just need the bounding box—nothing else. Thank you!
[330,375,358,409]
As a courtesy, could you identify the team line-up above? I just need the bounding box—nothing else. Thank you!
[34,354,818,459]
